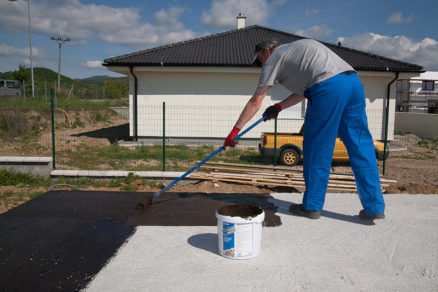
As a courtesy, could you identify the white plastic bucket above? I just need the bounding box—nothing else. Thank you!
[216,204,265,259]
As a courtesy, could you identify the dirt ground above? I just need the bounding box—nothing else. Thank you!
[2,176,437,215]
[1,111,437,215]
[377,133,438,193]
[0,181,274,214]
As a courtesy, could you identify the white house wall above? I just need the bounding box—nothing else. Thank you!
[395,112,438,139]
[408,72,438,103]
[119,66,401,141]
[129,70,305,140]
[359,74,397,140]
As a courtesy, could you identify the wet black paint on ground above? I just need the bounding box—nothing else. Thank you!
[128,192,281,227]
[0,191,280,291]
[0,191,144,291]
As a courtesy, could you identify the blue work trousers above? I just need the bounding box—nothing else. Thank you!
[302,72,385,216]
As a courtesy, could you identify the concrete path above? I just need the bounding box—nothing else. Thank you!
[86,193,438,291]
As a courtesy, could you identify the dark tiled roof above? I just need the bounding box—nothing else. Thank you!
[104,25,423,73]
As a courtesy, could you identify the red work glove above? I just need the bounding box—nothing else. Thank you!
[224,126,240,148]
[263,103,282,121]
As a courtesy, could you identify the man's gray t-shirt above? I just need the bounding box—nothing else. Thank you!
[258,39,354,94]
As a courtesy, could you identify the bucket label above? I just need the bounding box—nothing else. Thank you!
[222,222,235,257]
[235,223,252,256]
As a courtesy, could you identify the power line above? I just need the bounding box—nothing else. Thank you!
[50,36,70,91]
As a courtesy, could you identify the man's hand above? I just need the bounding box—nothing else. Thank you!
[263,103,282,121]
[224,126,240,148]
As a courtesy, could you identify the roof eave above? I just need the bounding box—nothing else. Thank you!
[104,62,423,73]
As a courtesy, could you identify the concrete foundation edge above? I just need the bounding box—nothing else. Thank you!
[0,156,53,177]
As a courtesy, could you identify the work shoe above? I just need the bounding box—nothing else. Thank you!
[359,210,385,221]
[289,204,321,219]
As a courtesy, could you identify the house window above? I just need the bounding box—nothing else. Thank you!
[422,80,434,91]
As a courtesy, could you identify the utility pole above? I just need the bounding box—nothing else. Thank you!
[27,0,34,97]
[8,0,34,97]
[50,36,70,92]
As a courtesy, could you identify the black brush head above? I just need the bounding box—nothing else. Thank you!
[137,197,153,209]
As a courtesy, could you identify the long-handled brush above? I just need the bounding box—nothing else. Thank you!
[138,115,267,209]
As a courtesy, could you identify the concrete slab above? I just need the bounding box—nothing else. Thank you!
[0,156,52,163]
[0,156,53,176]
[86,193,438,292]
[1,191,437,291]
[51,169,80,176]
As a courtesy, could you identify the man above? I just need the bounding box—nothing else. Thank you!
[224,38,385,221]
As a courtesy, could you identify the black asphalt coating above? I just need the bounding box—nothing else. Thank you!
[0,191,280,291]
[0,191,143,291]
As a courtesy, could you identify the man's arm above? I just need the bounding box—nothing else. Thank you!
[234,85,271,129]
[277,92,306,110]
[262,92,306,121]
[224,88,304,148]
[223,86,270,148]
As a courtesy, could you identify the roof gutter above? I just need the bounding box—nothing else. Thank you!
[382,71,399,175]
[130,66,138,141]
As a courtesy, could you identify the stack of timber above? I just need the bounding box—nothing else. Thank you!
[190,162,396,192]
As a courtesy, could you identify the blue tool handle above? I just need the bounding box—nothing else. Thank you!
[154,146,225,198]
[239,115,268,137]
[154,114,268,198]
[233,115,267,143]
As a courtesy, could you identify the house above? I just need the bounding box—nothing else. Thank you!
[396,71,438,113]
[104,18,424,144]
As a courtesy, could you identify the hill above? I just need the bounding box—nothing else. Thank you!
[76,75,128,87]
[0,68,128,99]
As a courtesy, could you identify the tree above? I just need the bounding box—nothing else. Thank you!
[11,65,30,83]
[105,79,128,99]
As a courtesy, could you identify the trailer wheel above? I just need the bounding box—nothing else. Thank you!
[280,148,299,166]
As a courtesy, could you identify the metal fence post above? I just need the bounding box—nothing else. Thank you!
[274,117,278,167]
[50,89,56,169]
[382,73,398,175]
[162,102,166,172]
[382,106,389,175]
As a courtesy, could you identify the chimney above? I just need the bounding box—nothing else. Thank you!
[237,13,246,29]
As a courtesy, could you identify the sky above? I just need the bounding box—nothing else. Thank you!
[1,0,437,79]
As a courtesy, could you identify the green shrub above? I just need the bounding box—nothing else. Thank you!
[72,117,85,128]
[124,172,140,184]
[109,178,122,188]
[120,185,139,191]
[0,169,38,186]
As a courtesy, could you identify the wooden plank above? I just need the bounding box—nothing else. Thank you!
[190,174,358,191]
[203,161,301,172]
[201,164,396,184]
[191,172,358,190]
[202,162,397,183]
[201,171,360,187]
[190,170,390,191]
[204,171,384,187]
